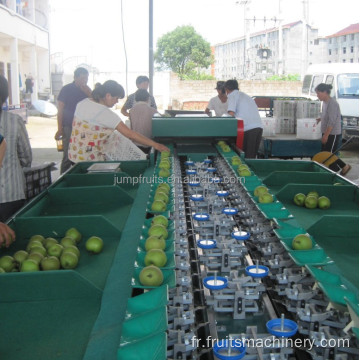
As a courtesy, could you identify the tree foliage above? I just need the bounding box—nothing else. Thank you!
[266,74,301,81]
[155,25,213,80]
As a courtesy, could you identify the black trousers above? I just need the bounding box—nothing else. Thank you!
[243,127,263,159]
[0,199,26,222]
[322,134,346,172]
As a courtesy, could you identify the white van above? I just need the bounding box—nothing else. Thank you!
[302,63,359,140]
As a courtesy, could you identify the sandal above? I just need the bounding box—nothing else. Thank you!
[341,164,351,176]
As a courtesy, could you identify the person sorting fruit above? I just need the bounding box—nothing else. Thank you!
[224,79,263,158]
[204,81,228,117]
[315,83,351,176]
[68,80,169,163]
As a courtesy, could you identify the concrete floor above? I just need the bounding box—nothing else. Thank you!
[25,116,359,185]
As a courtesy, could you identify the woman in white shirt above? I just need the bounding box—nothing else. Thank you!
[68,80,169,163]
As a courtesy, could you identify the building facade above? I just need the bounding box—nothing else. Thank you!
[214,21,359,81]
[0,0,50,106]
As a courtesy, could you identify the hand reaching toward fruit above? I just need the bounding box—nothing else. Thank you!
[0,223,15,248]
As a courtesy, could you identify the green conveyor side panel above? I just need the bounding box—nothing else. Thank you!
[83,166,155,360]
[152,117,238,137]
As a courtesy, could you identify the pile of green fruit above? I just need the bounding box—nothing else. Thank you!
[139,215,169,286]
[158,150,171,178]
[254,185,274,204]
[292,234,313,250]
[218,140,231,153]
[151,182,171,212]
[0,228,104,273]
[293,191,331,210]
[237,163,251,177]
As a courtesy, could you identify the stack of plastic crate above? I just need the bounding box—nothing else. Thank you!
[273,100,297,134]
[296,100,321,119]
[261,117,276,136]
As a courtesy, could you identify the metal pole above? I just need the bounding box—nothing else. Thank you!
[149,0,154,96]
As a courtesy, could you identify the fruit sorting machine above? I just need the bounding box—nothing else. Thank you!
[0,116,358,360]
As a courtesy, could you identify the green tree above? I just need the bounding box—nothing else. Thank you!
[155,25,213,80]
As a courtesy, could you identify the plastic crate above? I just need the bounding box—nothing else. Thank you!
[296,118,321,140]
[23,163,53,200]
[296,101,321,119]
[261,117,276,136]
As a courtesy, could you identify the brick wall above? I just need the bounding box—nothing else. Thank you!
[168,73,303,110]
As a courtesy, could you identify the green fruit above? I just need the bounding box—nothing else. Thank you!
[60,252,79,269]
[13,250,28,264]
[29,245,47,257]
[0,255,15,272]
[151,200,167,212]
[27,252,44,264]
[318,196,331,209]
[44,237,59,249]
[151,215,169,227]
[85,236,104,254]
[60,236,76,248]
[157,183,170,192]
[254,186,268,197]
[20,259,40,272]
[47,244,64,258]
[258,193,274,203]
[222,146,231,152]
[139,265,164,286]
[305,195,318,209]
[62,245,80,258]
[29,234,45,244]
[144,249,167,267]
[160,151,171,159]
[307,191,319,199]
[145,236,166,251]
[65,227,82,244]
[293,193,306,207]
[292,234,313,250]
[41,256,61,271]
[148,224,168,239]
[26,241,43,252]
[231,157,242,165]
[158,160,171,169]
[238,164,249,171]
[159,168,170,178]
[154,191,169,203]
[239,169,252,177]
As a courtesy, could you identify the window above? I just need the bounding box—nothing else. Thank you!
[351,46,354,53]
[329,49,332,55]
[343,35,347,42]
[310,75,324,95]
[335,49,338,54]
[325,75,334,85]
[343,59,346,62]
[314,39,319,45]
[351,34,355,40]
[343,47,346,54]
[329,38,332,44]
[351,59,354,63]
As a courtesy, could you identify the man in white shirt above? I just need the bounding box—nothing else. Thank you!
[225,79,263,158]
[205,81,228,117]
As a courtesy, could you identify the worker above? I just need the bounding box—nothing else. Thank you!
[68,80,169,163]
[121,75,157,117]
[0,133,16,248]
[0,75,32,223]
[129,88,159,154]
[224,79,263,158]
[315,83,351,176]
[205,81,228,117]
[55,67,92,174]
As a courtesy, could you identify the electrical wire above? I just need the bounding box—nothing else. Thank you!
[120,0,128,94]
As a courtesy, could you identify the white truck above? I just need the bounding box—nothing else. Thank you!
[302,63,359,140]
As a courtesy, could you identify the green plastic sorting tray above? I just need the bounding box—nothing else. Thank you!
[307,215,359,289]
[256,202,293,220]
[125,285,169,318]
[275,184,359,230]
[280,236,319,252]
[262,171,350,194]
[318,282,359,308]
[16,186,134,230]
[0,216,123,360]
[288,248,334,267]
[246,159,328,178]
[118,332,167,360]
[54,172,141,197]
